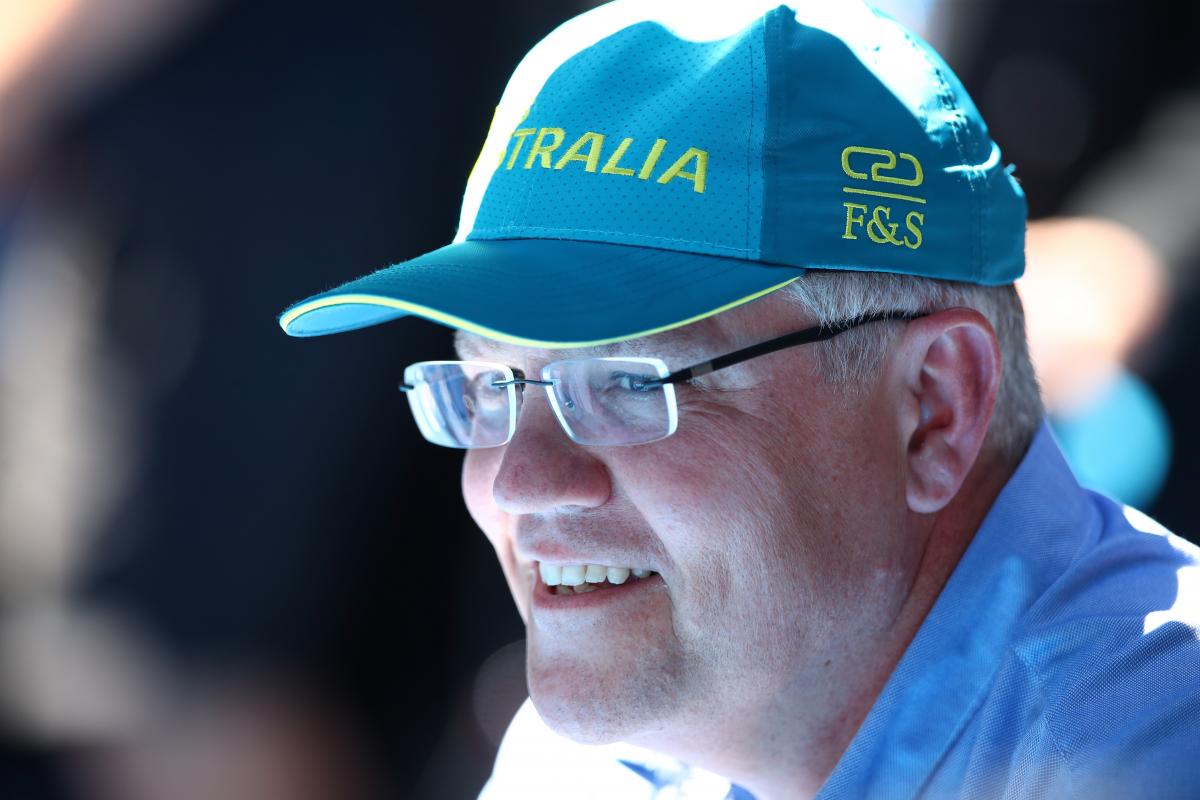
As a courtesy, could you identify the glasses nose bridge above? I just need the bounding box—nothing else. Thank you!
[491,375,554,390]
[494,371,569,442]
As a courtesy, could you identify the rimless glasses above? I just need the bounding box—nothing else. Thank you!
[399,311,924,448]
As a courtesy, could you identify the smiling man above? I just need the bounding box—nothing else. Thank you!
[279,2,1200,798]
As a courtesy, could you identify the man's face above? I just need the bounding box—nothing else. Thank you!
[459,293,919,750]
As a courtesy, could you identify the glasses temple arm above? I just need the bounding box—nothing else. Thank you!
[654,310,926,385]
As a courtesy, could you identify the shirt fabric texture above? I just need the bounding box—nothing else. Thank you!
[480,422,1200,799]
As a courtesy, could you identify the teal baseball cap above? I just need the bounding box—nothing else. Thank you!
[279,0,1026,348]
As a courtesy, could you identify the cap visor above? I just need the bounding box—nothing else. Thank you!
[279,239,803,348]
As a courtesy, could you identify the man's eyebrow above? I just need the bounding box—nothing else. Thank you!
[451,329,707,366]
[452,331,520,363]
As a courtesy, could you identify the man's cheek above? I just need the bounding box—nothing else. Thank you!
[461,452,504,543]
[462,452,530,620]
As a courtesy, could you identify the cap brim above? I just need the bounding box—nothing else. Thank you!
[279,239,804,348]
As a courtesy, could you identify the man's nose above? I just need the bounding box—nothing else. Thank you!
[490,392,611,514]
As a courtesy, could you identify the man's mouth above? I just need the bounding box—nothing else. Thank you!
[538,562,658,596]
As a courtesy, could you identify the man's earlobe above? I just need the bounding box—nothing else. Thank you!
[895,309,1002,514]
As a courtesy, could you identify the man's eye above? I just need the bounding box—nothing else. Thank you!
[609,371,655,392]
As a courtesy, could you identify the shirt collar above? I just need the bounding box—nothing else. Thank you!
[816,421,1100,799]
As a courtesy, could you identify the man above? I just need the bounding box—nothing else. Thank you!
[279,1,1200,797]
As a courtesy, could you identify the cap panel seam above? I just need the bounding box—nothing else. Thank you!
[745,17,757,255]
[762,8,785,263]
[743,13,771,260]
[896,24,982,281]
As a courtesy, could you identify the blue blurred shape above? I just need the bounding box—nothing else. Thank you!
[1050,368,1172,508]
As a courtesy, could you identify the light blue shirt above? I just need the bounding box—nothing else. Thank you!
[483,424,1200,798]
[819,422,1200,798]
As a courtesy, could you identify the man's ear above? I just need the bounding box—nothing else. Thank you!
[888,308,1002,514]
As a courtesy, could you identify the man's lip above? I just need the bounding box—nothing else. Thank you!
[518,552,658,571]
[530,571,666,611]
[514,526,660,569]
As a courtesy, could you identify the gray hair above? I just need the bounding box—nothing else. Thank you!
[780,271,1044,464]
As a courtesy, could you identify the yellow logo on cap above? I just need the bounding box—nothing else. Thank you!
[503,126,708,194]
[839,146,925,250]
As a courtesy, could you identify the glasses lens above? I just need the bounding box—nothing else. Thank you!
[403,362,515,448]
[543,358,676,446]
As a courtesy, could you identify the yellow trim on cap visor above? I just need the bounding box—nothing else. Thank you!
[278,276,800,349]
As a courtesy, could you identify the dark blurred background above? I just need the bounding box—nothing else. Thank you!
[0,1,1195,798]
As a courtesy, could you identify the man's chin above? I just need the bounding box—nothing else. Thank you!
[526,661,658,746]
[530,690,652,748]
[533,702,629,745]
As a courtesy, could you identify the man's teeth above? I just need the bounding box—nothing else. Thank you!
[538,562,654,591]
[559,565,585,585]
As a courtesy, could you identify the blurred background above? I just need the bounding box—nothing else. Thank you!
[0,0,1195,798]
